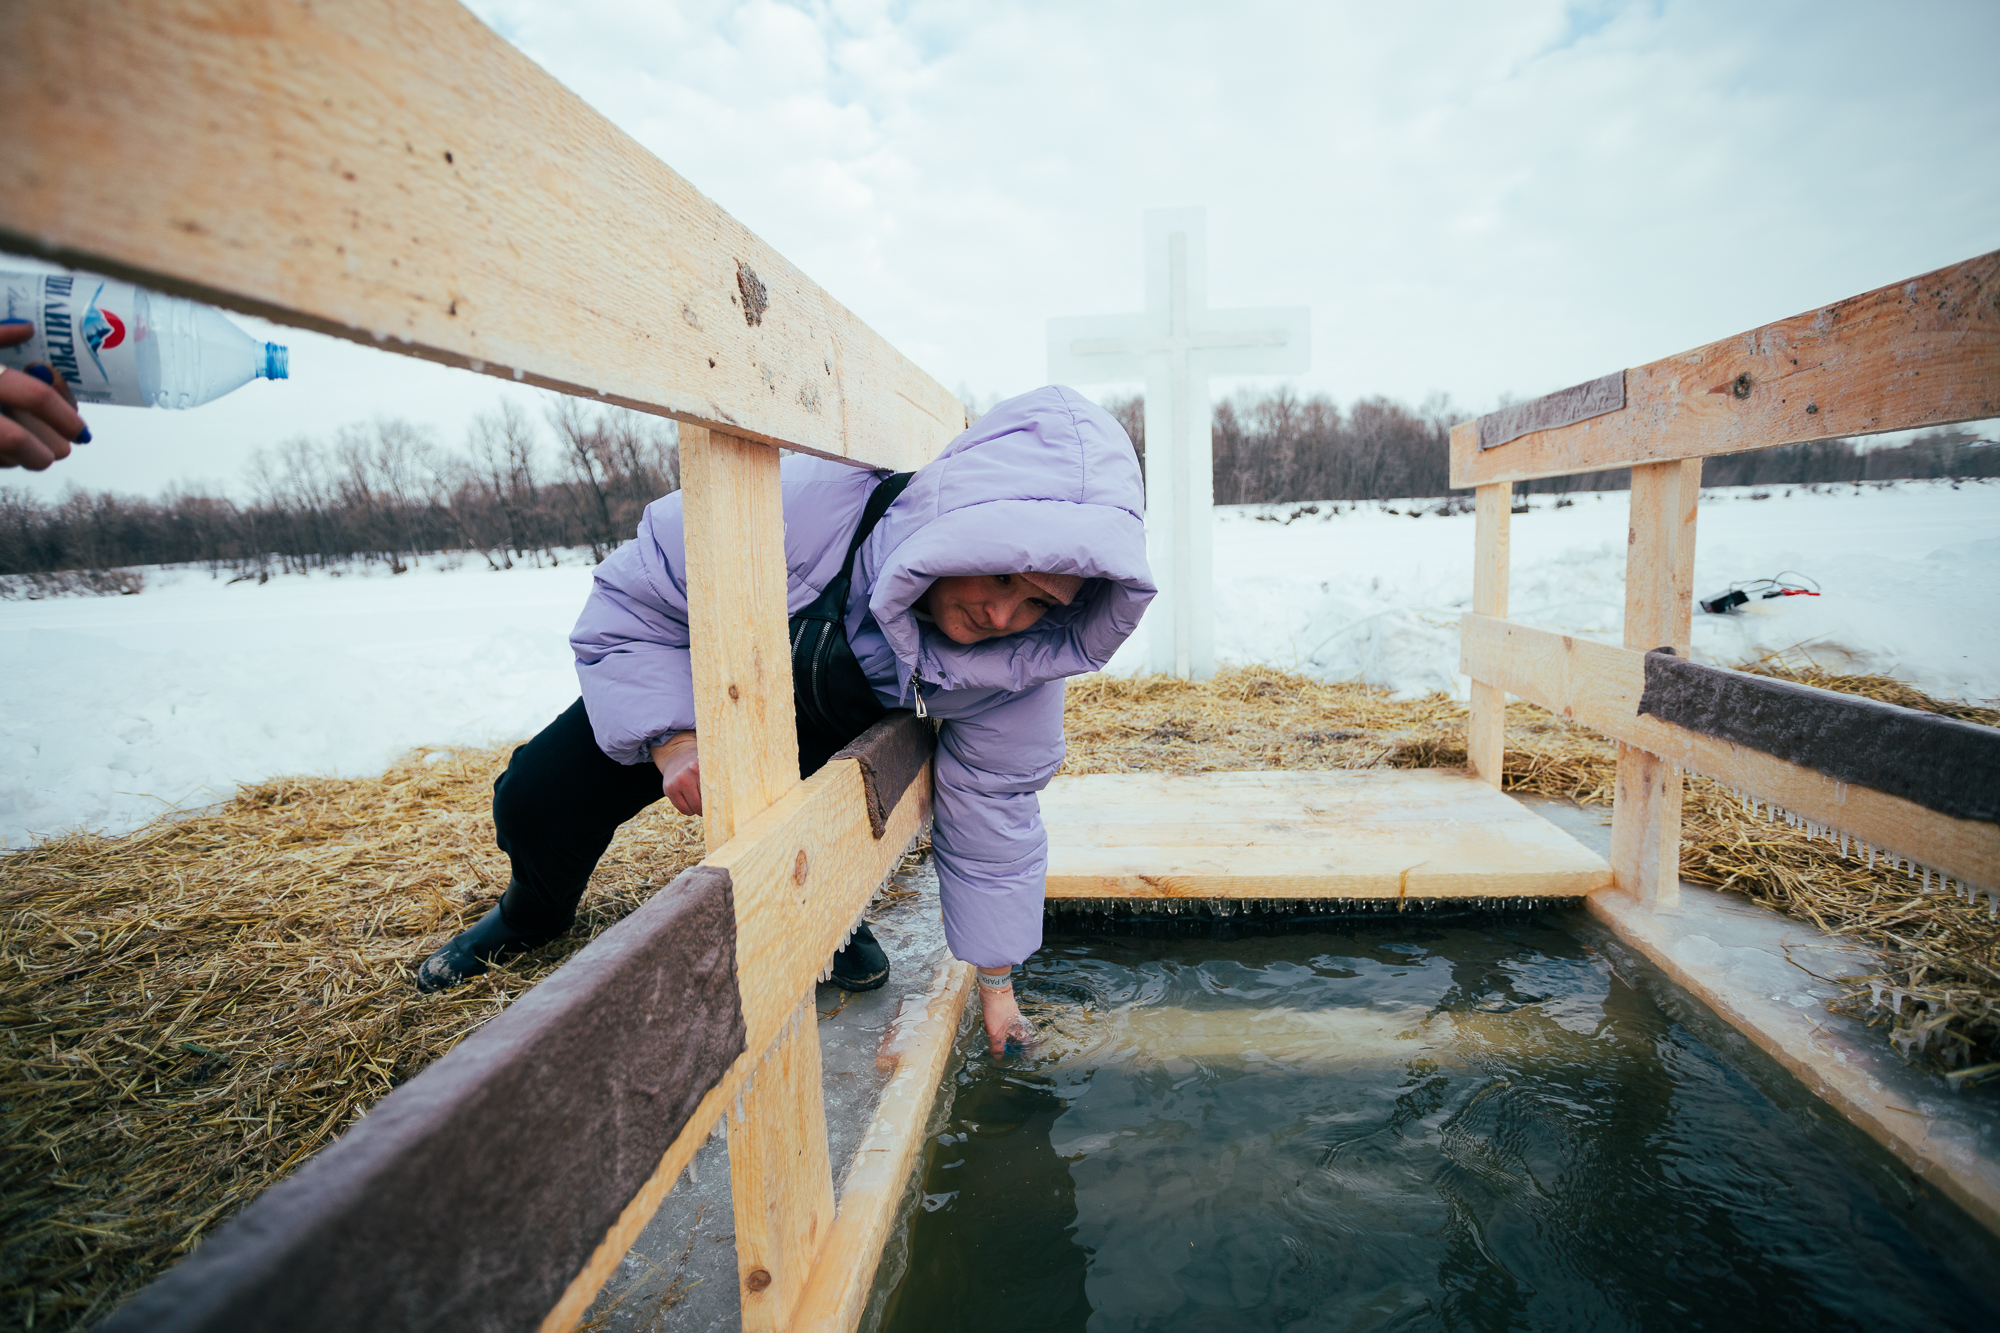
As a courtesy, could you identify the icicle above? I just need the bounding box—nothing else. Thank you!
[1868,845,1877,869]
[1868,981,1886,1009]
[1840,832,1849,858]
[1922,866,1931,891]
[686,1158,699,1186]
[734,1089,746,1123]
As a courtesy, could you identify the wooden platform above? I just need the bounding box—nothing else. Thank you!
[1042,769,1612,899]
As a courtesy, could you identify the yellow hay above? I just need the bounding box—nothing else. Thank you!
[3,662,1994,1328]
[1,746,704,1331]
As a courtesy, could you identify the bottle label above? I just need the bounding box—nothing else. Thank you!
[1,270,148,406]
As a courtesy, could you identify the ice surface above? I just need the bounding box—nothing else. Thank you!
[3,480,1996,847]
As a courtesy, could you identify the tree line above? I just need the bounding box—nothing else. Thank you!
[0,400,679,580]
[1107,389,1997,504]
[2,387,1993,581]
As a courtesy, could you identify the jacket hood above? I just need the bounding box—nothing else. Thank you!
[854,384,1155,697]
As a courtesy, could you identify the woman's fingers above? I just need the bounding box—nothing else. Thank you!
[0,366,88,443]
[662,755,703,816]
[0,320,34,349]
[0,413,58,469]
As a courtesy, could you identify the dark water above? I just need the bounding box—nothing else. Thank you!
[873,913,2000,1333]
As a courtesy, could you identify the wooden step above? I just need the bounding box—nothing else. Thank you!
[1042,769,1612,899]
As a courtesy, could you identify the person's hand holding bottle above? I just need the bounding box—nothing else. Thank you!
[0,319,90,470]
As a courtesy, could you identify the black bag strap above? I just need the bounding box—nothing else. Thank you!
[838,471,913,585]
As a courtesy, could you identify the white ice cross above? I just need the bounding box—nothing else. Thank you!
[1048,208,1309,679]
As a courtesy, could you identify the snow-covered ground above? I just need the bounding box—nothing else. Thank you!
[1104,478,2000,705]
[4,479,1995,846]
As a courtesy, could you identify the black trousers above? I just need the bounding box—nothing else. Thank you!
[492,698,857,935]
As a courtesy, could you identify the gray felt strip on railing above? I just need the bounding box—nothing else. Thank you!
[1476,370,1626,451]
[1636,650,2000,826]
[833,710,936,839]
[100,865,747,1333]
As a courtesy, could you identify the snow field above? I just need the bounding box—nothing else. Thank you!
[1107,479,2000,707]
[3,480,1995,847]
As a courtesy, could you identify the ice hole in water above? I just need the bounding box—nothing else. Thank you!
[873,906,2000,1331]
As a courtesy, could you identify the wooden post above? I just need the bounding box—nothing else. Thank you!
[680,425,834,1331]
[1467,482,1512,787]
[1608,458,1701,910]
[681,426,801,853]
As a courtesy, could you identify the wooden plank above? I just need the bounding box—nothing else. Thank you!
[0,0,965,470]
[1042,771,1611,899]
[1467,482,1512,787]
[1607,460,1700,911]
[681,427,801,852]
[707,761,932,1040]
[792,961,977,1333]
[1460,614,2000,890]
[543,758,933,1332]
[539,1041,742,1333]
[680,424,833,1328]
[1449,250,2000,487]
[1620,459,1702,656]
[731,1002,835,1333]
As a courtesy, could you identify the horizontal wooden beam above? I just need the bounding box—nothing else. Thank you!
[1450,251,2000,487]
[0,0,965,470]
[1460,614,2000,889]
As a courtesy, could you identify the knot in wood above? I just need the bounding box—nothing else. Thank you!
[1731,373,1752,400]
[727,683,740,701]
[746,1268,772,1292]
[736,261,769,327]
[793,850,809,886]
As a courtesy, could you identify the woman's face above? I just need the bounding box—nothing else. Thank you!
[921,574,1058,644]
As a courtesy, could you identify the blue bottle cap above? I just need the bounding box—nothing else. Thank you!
[264,343,290,380]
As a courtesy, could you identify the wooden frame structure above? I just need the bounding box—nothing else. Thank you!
[4,3,971,1330]
[1456,250,2000,907]
[11,2,2000,1322]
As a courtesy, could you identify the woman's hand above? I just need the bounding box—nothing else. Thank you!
[650,731,703,815]
[977,968,1037,1054]
[1,320,90,471]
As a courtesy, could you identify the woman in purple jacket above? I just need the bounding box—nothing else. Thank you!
[416,386,1155,1051]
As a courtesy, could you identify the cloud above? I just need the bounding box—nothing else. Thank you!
[466,0,1999,409]
[15,0,1998,497]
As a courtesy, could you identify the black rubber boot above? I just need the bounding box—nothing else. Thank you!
[828,921,891,992]
[415,888,559,993]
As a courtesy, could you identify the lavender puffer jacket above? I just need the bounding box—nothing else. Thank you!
[569,385,1155,966]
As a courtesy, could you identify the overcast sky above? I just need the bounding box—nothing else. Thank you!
[11,0,1998,498]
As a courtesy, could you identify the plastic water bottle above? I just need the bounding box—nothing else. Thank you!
[0,269,288,409]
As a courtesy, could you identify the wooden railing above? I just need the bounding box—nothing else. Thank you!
[1456,251,2000,909]
[4,3,970,1330]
